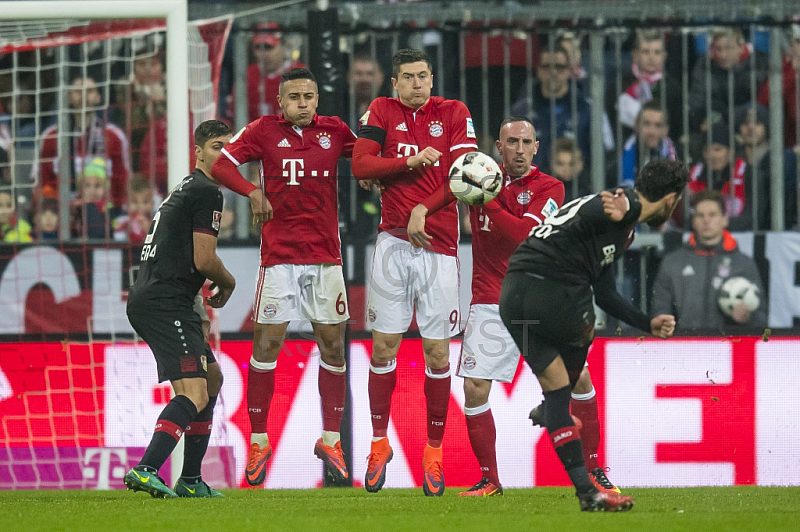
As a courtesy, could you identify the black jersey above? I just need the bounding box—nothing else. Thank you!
[507,188,641,286]
[128,169,223,311]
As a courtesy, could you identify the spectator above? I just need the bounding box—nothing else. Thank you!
[35,75,130,208]
[620,102,676,189]
[757,24,800,148]
[0,188,32,243]
[246,22,305,123]
[617,30,682,138]
[735,104,771,229]
[551,137,590,202]
[688,28,767,132]
[347,52,386,125]
[137,82,169,196]
[0,103,10,183]
[651,190,767,333]
[556,30,587,89]
[686,120,751,230]
[342,52,387,242]
[114,174,155,243]
[34,198,59,241]
[71,157,118,239]
[511,46,613,175]
[113,47,166,164]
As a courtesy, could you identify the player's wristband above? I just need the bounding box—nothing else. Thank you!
[193,293,209,322]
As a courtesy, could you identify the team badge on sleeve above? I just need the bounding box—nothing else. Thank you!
[541,198,559,217]
[213,211,222,231]
[317,132,332,149]
[466,117,476,139]
[429,121,443,138]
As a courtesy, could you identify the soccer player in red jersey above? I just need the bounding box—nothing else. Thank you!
[210,68,356,487]
[351,48,477,496]
[457,117,564,496]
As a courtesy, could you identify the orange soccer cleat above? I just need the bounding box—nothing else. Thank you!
[579,490,635,512]
[314,438,350,483]
[245,441,273,486]
[422,444,445,497]
[589,467,621,494]
[364,438,393,493]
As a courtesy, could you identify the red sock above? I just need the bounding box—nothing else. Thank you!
[465,406,500,486]
[570,392,600,470]
[318,361,346,433]
[247,358,275,434]
[424,364,451,446]
[368,359,396,438]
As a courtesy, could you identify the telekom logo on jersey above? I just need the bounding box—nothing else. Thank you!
[281,159,330,185]
[396,143,440,166]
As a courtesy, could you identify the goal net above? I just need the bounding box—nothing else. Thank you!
[0,11,238,490]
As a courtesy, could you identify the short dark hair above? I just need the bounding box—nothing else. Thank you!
[691,189,726,215]
[194,120,232,148]
[552,137,582,159]
[392,48,432,77]
[279,67,317,93]
[634,29,664,51]
[634,159,689,202]
[498,116,536,138]
[638,100,669,125]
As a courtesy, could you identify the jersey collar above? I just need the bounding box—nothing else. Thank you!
[501,163,540,183]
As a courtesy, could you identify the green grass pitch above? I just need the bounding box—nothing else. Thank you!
[2,486,799,531]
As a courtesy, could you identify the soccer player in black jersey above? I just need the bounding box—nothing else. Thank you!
[123,120,236,498]
[499,159,688,512]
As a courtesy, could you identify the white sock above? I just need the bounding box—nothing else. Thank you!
[371,436,386,443]
[322,431,340,446]
[250,432,269,447]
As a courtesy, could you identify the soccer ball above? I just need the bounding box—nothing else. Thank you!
[449,151,503,205]
[718,276,760,317]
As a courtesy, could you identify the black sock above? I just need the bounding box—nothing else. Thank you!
[139,395,197,472]
[181,396,216,481]
[543,386,596,496]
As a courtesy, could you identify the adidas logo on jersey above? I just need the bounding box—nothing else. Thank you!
[395,123,408,131]
[277,138,291,147]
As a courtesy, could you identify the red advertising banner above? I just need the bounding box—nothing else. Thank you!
[1,337,798,489]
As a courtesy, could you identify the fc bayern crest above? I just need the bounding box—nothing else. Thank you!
[517,191,531,205]
[263,303,277,318]
[318,135,332,149]
[463,356,477,370]
[429,122,443,137]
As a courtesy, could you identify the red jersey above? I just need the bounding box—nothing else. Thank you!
[35,118,130,208]
[356,96,477,256]
[470,165,564,304]
[246,60,305,122]
[221,114,356,267]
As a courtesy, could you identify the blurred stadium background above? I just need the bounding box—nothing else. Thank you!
[1,0,799,492]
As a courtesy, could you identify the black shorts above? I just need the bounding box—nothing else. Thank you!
[127,307,215,383]
[499,271,595,381]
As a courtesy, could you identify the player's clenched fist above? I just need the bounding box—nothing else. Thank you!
[601,188,628,222]
[650,314,676,339]
[407,147,442,169]
[248,189,273,224]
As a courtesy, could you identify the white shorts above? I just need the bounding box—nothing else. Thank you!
[457,304,520,383]
[366,233,460,339]
[253,263,349,325]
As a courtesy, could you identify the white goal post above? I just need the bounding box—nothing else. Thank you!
[1,0,189,191]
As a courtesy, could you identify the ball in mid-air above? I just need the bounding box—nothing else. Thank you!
[449,151,503,205]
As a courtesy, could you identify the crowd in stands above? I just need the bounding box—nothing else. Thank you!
[1,22,799,245]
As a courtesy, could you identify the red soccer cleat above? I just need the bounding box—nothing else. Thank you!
[458,478,503,497]
[590,467,621,494]
[579,490,635,512]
